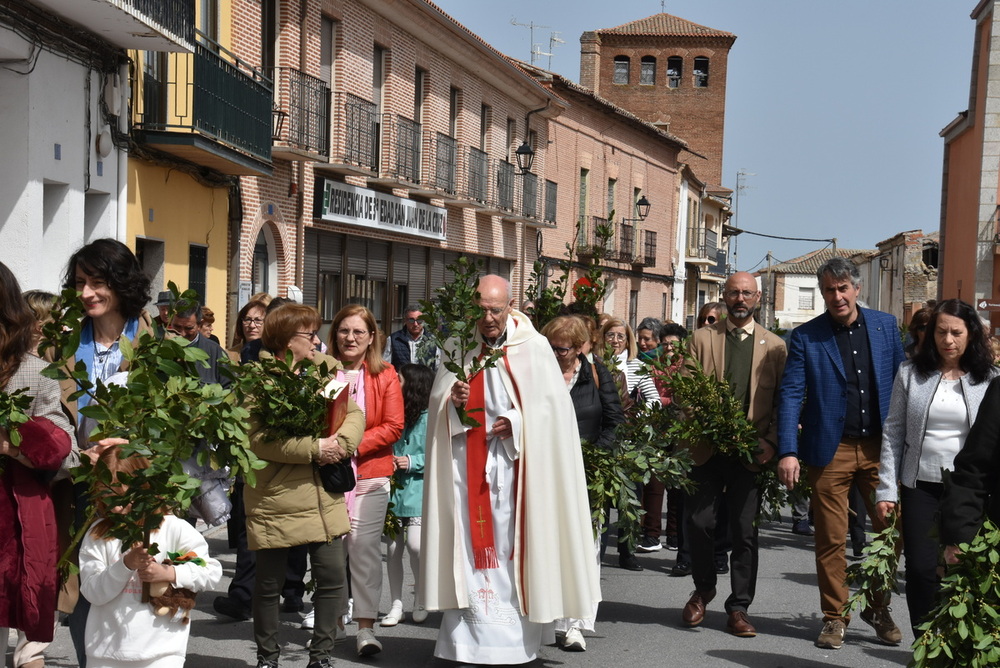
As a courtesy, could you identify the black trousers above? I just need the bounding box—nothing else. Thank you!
[900,481,945,634]
[685,454,759,612]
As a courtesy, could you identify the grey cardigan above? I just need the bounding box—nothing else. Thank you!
[876,361,1000,503]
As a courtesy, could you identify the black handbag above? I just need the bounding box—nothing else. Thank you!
[317,460,356,493]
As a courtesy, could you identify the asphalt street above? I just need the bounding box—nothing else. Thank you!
[17,515,916,668]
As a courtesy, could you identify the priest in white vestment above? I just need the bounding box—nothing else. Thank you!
[420,275,602,665]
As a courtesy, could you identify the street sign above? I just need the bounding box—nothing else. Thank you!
[977,299,1000,311]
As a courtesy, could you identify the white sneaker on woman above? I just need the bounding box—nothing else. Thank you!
[380,600,403,627]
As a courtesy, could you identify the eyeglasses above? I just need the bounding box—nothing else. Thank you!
[336,328,370,339]
[242,317,264,326]
[405,317,420,324]
[550,345,574,356]
[725,290,758,300]
[480,306,508,317]
[605,332,627,341]
[294,331,320,341]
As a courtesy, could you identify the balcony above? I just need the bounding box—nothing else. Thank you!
[577,216,615,258]
[643,230,657,267]
[618,222,635,263]
[30,0,194,51]
[272,68,329,161]
[433,133,457,195]
[325,92,378,176]
[134,33,272,175]
[687,226,719,266]
[467,147,488,203]
[494,159,515,212]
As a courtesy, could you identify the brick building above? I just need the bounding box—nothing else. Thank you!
[520,65,685,327]
[232,0,565,334]
[579,13,736,188]
[939,0,1000,330]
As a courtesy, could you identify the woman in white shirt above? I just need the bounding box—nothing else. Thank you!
[876,299,998,636]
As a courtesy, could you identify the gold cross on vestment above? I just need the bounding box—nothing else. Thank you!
[476,505,487,538]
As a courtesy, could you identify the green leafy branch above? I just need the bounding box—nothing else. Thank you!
[0,388,33,474]
[911,520,1000,667]
[418,256,505,428]
[843,510,900,618]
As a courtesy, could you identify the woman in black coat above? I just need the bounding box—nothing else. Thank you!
[540,315,624,653]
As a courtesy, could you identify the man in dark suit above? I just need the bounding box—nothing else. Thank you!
[168,304,232,388]
[680,271,786,638]
[777,256,905,650]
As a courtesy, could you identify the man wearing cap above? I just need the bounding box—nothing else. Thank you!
[152,290,172,334]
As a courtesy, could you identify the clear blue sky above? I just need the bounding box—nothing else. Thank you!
[433,0,975,272]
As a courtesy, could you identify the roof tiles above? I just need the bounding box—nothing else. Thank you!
[596,13,734,38]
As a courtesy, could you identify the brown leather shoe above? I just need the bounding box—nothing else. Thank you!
[681,589,716,627]
[726,610,757,637]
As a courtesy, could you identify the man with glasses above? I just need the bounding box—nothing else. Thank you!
[383,305,439,370]
[421,275,600,665]
[680,271,786,638]
[168,302,232,388]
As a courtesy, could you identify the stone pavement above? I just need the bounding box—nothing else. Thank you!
[12,515,916,667]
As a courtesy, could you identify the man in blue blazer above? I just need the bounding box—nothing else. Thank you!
[776,257,905,650]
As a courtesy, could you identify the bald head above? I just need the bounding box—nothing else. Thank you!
[476,274,514,342]
[723,272,760,326]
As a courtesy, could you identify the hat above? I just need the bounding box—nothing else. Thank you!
[155,291,173,306]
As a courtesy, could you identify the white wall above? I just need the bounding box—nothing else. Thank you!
[0,37,124,292]
[775,274,823,330]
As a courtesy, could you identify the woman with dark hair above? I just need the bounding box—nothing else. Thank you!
[380,363,434,628]
[62,238,153,667]
[247,303,365,668]
[228,299,268,360]
[876,298,998,635]
[905,307,934,359]
[0,262,74,668]
[325,304,403,656]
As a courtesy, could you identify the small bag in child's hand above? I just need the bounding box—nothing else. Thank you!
[317,460,355,493]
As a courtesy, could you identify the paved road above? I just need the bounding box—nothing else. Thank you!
[25,515,915,667]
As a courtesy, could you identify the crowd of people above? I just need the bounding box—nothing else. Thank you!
[5,240,1000,667]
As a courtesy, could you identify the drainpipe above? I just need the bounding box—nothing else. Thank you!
[116,61,129,243]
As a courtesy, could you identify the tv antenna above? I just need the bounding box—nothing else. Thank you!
[511,18,551,65]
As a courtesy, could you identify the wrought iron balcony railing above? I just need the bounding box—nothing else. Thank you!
[394,115,421,183]
[434,133,457,194]
[644,230,657,267]
[467,147,488,202]
[521,172,538,219]
[544,180,557,223]
[127,0,193,43]
[135,31,272,166]
[687,226,718,262]
[494,158,515,211]
[273,67,329,157]
[619,222,635,263]
[338,93,378,171]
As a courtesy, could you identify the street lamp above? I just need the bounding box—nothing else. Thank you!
[514,141,535,174]
[635,195,651,221]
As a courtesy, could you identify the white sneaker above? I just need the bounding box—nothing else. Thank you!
[342,597,353,627]
[356,628,382,657]
[562,627,587,651]
[300,608,315,630]
[380,600,403,627]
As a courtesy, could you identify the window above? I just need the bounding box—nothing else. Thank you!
[607,179,616,219]
[640,56,656,85]
[577,169,589,246]
[667,56,682,88]
[373,46,386,113]
[414,67,426,123]
[448,87,460,138]
[544,180,557,223]
[198,0,218,43]
[506,118,516,161]
[613,56,630,84]
[694,56,709,87]
[479,104,491,152]
[188,245,207,304]
[799,287,815,311]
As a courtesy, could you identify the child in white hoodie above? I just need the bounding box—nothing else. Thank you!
[79,447,222,668]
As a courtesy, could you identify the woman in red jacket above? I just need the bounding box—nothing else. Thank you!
[0,261,74,667]
[327,305,403,657]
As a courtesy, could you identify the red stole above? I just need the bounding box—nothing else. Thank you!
[466,360,500,570]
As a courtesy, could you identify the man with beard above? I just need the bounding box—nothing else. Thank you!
[679,272,786,637]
